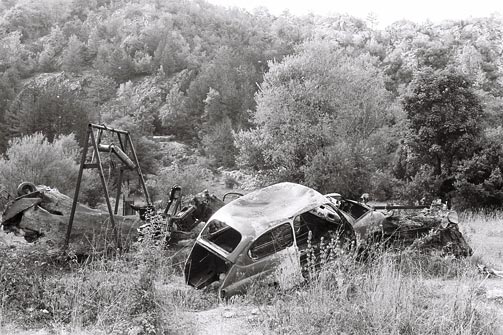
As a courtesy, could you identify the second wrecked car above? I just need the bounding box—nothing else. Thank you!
[184,182,355,298]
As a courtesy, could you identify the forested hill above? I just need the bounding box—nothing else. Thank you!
[1,0,503,208]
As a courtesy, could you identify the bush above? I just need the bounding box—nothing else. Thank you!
[201,118,237,168]
[397,165,440,204]
[0,133,103,207]
[302,142,374,198]
[234,128,268,171]
[0,133,80,196]
[369,170,402,201]
[453,144,503,210]
[147,160,213,201]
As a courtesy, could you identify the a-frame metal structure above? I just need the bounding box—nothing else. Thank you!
[65,123,151,249]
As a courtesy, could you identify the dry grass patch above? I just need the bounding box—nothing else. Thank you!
[0,244,194,334]
[460,211,503,268]
[258,252,496,335]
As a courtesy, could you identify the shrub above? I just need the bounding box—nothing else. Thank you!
[0,133,102,206]
[234,128,268,171]
[0,133,80,196]
[201,118,237,168]
[147,160,213,201]
[397,165,440,204]
[302,142,374,198]
[453,144,503,209]
[369,170,402,201]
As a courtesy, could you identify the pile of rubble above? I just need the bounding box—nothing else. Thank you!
[1,185,140,254]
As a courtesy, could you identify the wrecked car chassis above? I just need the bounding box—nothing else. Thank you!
[184,183,472,299]
[184,182,355,299]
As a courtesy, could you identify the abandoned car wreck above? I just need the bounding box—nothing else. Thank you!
[185,182,472,299]
[184,182,357,299]
[1,179,472,300]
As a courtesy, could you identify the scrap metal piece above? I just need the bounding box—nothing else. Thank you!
[17,182,37,197]
[2,197,42,224]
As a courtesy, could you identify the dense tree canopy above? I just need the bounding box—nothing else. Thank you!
[404,69,484,177]
[236,41,395,197]
[1,0,503,207]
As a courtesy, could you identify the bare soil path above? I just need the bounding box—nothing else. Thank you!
[186,304,264,335]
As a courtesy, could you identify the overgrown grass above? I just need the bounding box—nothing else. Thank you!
[1,210,501,334]
[0,241,194,334]
[460,210,503,268]
[257,251,495,334]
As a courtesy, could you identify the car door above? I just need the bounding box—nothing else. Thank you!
[219,222,302,297]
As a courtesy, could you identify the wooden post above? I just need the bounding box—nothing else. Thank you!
[90,129,121,250]
[126,134,151,205]
[65,126,91,249]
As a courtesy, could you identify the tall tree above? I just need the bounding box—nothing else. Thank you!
[61,34,85,72]
[237,41,393,197]
[403,69,484,177]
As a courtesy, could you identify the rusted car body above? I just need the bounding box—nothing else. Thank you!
[184,182,355,298]
[326,194,471,256]
[325,195,393,241]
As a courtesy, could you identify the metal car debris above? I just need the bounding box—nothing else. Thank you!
[326,195,472,257]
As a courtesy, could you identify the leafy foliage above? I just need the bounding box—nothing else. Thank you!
[0,0,502,207]
[0,133,79,195]
[403,69,484,177]
[238,41,394,198]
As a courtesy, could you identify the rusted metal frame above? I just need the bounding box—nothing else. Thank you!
[126,134,151,205]
[89,128,122,250]
[114,132,126,215]
[66,123,147,250]
[91,132,121,249]
[114,169,123,215]
[90,123,129,135]
[90,128,103,164]
[65,126,91,249]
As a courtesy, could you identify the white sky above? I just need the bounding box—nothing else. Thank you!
[207,0,503,28]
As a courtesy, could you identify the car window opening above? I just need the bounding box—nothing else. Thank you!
[201,219,241,253]
[339,201,370,221]
[249,223,293,260]
[294,207,345,266]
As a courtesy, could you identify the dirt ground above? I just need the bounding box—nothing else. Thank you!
[185,305,264,335]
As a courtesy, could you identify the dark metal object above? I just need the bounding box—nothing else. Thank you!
[171,205,198,231]
[64,123,151,250]
[222,192,244,203]
[372,205,430,210]
[16,182,37,197]
[2,197,42,223]
[99,144,136,170]
[163,185,182,217]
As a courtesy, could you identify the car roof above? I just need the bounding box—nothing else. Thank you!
[209,182,329,238]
